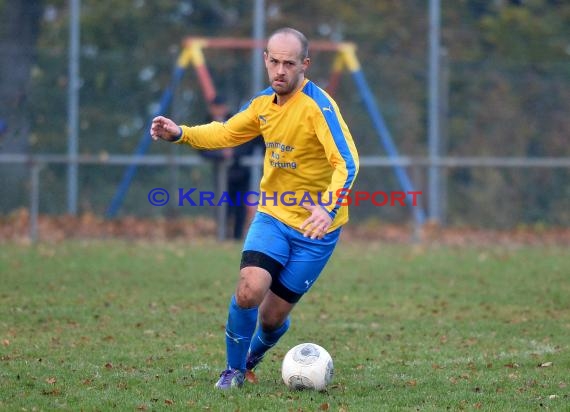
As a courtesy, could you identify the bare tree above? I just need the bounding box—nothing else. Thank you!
[0,0,43,212]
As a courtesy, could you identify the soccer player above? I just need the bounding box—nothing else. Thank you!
[150,27,359,389]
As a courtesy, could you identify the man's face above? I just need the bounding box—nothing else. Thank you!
[264,33,310,98]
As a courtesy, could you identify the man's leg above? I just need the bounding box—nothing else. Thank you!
[246,226,342,375]
[218,211,289,388]
[224,294,258,371]
[229,178,248,239]
[247,291,295,371]
[216,266,271,389]
[233,203,247,239]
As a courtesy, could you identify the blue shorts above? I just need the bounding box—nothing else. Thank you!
[242,212,341,302]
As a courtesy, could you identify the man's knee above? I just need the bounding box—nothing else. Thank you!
[235,266,271,308]
[258,293,295,330]
[258,311,287,331]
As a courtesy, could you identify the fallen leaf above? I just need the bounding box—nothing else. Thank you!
[46,377,57,384]
[538,362,553,368]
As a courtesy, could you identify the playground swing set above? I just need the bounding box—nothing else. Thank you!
[106,37,425,226]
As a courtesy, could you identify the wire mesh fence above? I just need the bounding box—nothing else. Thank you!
[1,2,569,232]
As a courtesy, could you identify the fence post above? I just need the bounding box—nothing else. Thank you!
[30,162,42,243]
[427,0,441,224]
[439,48,449,225]
[411,163,424,243]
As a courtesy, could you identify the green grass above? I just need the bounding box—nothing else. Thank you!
[0,240,569,411]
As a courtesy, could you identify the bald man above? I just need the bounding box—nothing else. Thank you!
[151,27,359,389]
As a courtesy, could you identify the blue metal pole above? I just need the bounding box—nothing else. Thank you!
[105,66,186,218]
[67,0,80,215]
[428,0,441,223]
[351,69,426,225]
[250,0,265,193]
[251,0,265,95]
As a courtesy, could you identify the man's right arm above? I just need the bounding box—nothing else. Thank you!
[176,109,261,150]
[151,104,261,149]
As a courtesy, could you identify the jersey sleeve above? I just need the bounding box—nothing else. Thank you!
[313,104,360,219]
[176,105,260,149]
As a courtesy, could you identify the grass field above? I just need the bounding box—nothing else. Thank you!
[0,240,569,411]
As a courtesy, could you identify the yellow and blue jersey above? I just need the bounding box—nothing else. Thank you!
[176,78,359,233]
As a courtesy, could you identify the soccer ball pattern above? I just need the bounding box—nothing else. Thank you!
[281,343,334,391]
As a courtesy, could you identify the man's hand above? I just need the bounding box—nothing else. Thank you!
[150,116,182,142]
[300,204,333,240]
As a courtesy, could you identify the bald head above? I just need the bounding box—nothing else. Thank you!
[267,27,309,61]
[264,27,311,105]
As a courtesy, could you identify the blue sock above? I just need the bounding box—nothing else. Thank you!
[248,317,290,361]
[225,295,258,372]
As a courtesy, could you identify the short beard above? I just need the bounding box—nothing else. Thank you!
[272,79,299,96]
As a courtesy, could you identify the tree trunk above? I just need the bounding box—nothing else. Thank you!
[0,0,43,212]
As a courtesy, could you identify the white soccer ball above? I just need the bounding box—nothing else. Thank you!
[281,342,334,391]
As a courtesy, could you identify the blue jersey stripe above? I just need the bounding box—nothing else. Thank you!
[302,81,357,218]
[238,87,274,113]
